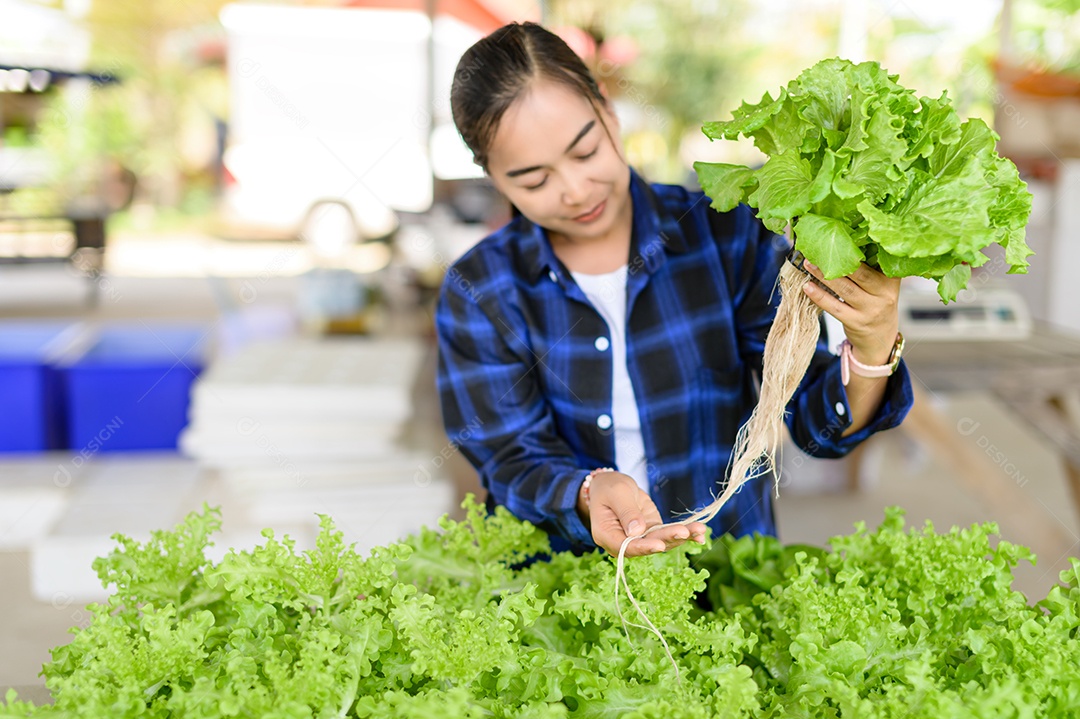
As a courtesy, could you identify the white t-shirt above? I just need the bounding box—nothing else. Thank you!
[569,265,649,492]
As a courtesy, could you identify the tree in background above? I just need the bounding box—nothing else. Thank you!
[547,0,754,183]
[78,0,231,215]
[1011,0,1080,74]
[545,1,1044,182]
[34,79,141,217]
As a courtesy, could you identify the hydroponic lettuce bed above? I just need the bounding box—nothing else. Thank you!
[3,497,1079,718]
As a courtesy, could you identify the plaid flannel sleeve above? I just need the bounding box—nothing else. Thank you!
[434,277,595,545]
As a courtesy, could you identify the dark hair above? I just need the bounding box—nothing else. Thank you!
[450,22,611,171]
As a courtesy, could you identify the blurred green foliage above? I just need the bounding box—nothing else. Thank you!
[78,0,230,210]
[548,0,755,181]
[1016,0,1080,73]
[35,83,143,205]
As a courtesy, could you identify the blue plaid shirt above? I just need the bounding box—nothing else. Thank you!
[435,167,913,552]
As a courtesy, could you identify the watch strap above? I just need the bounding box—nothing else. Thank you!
[838,334,903,386]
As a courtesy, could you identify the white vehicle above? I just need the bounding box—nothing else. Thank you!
[217,4,483,252]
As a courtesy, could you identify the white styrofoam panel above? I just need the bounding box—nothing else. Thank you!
[216,455,449,490]
[0,451,98,491]
[179,427,406,464]
[48,459,202,538]
[339,515,452,559]
[22,457,203,599]
[181,418,404,444]
[305,481,458,557]
[51,500,188,539]
[0,488,67,550]
[31,535,119,603]
[247,480,453,519]
[193,337,424,389]
[190,386,415,422]
[186,337,427,428]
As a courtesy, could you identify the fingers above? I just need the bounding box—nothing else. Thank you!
[802,276,853,323]
[848,262,889,288]
[622,522,708,556]
[805,261,899,301]
[686,521,708,544]
[594,507,707,557]
[659,521,708,547]
[801,261,901,339]
[802,261,866,310]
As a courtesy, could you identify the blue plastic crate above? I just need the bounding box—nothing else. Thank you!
[64,325,209,452]
[0,322,78,452]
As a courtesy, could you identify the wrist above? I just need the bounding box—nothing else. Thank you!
[838,331,904,387]
[576,479,590,525]
[848,343,891,367]
[577,467,616,525]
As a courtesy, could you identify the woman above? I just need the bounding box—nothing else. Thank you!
[435,22,913,559]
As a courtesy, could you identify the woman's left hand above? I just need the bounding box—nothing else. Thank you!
[800,260,901,365]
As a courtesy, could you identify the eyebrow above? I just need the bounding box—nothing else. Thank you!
[505,120,596,178]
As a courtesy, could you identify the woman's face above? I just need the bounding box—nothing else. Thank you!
[485,79,631,243]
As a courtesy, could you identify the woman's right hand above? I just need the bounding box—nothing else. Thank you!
[577,471,706,557]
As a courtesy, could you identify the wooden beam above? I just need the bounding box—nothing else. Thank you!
[899,385,1076,559]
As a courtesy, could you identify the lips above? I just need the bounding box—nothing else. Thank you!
[572,199,606,223]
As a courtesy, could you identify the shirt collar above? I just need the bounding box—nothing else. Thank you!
[513,167,689,285]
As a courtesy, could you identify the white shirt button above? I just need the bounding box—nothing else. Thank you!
[835,401,847,417]
[548,270,558,282]
[597,414,613,430]
[594,336,610,352]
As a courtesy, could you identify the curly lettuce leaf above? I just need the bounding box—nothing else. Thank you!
[696,58,1033,303]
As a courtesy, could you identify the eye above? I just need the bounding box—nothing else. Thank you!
[577,147,598,160]
[524,177,548,191]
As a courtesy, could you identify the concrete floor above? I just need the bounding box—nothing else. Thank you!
[2,254,1078,703]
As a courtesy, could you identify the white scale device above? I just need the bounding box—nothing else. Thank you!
[898,288,1032,341]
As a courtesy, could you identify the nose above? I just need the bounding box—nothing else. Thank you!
[560,171,589,207]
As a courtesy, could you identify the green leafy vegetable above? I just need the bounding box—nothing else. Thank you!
[694,58,1034,302]
[4,499,1080,718]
